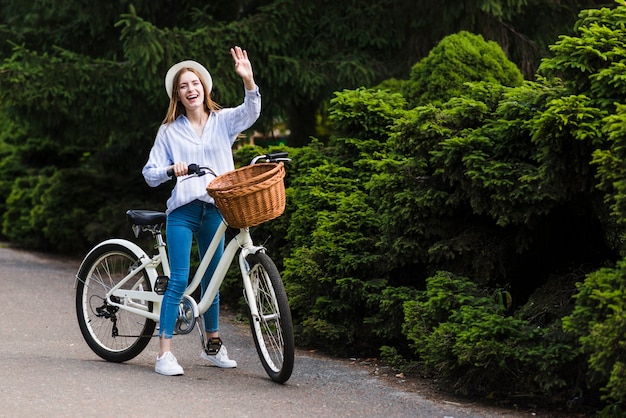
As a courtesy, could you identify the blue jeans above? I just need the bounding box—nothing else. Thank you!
[159,200,224,339]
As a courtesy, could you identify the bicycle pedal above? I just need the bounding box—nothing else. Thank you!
[155,275,169,295]
[205,337,223,355]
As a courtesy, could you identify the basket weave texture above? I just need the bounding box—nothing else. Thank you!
[206,163,286,228]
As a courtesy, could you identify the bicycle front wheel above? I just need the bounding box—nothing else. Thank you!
[76,243,156,362]
[246,252,294,383]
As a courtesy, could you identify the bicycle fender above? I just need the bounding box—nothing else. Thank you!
[74,239,155,288]
[240,245,266,259]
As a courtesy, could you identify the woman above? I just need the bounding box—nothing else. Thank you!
[142,46,261,376]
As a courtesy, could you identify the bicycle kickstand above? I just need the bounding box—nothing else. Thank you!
[195,315,208,352]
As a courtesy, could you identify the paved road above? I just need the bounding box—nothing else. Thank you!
[0,244,537,417]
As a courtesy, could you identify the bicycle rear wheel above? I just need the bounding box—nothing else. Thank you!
[246,252,294,383]
[76,243,156,362]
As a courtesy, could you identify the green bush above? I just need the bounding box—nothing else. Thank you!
[563,259,626,405]
[280,88,416,355]
[282,158,387,354]
[404,271,577,396]
[593,103,626,231]
[2,165,153,254]
[405,31,524,107]
[2,172,53,250]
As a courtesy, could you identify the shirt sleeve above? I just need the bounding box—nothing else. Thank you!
[142,125,173,187]
[221,86,262,143]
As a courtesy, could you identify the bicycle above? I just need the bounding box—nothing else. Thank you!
[74,152,294,383]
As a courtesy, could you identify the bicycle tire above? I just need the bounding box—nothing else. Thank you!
[76,243,156,362]
[246,252,295,383]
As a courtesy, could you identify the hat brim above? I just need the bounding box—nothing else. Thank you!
[165,60,213,99]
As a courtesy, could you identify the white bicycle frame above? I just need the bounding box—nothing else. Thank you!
[75,221,266,334]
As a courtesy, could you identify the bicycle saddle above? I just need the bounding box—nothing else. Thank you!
[126,210,166,226]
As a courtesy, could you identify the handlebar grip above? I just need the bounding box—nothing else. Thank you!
[166,163,200,177]
[270,152,289,159]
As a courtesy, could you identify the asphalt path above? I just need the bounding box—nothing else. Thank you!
[0,244,538,417]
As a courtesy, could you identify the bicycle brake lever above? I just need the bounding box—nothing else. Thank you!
[180,166,217,182]
[200,166,218,178]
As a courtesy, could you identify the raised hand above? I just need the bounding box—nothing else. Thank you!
[230,46,255,90]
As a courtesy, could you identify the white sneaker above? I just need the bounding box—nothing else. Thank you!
[155,351,184,376]
[201,344,237,368]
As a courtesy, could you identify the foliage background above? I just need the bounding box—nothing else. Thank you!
[2,0,626,414]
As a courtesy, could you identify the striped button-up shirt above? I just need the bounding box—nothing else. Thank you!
[142,86,261,214]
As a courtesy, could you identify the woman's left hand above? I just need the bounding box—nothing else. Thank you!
[230,46,255,90]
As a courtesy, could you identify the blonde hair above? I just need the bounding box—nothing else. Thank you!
[162,67,220,125]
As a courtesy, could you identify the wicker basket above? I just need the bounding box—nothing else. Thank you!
[206,163,286,228]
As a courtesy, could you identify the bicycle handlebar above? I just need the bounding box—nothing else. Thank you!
[250,151,290,165]
[166,152,290,178]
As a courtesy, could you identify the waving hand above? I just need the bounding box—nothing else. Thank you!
[230,46,255,90]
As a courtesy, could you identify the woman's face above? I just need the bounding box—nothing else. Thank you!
[177,70,205,112]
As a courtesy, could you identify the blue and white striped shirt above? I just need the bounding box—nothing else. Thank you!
[142,86,261,214]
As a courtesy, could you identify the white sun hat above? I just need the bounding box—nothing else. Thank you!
[164,60,213,99]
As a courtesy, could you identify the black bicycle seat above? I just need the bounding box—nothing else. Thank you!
[126,210,166,226]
